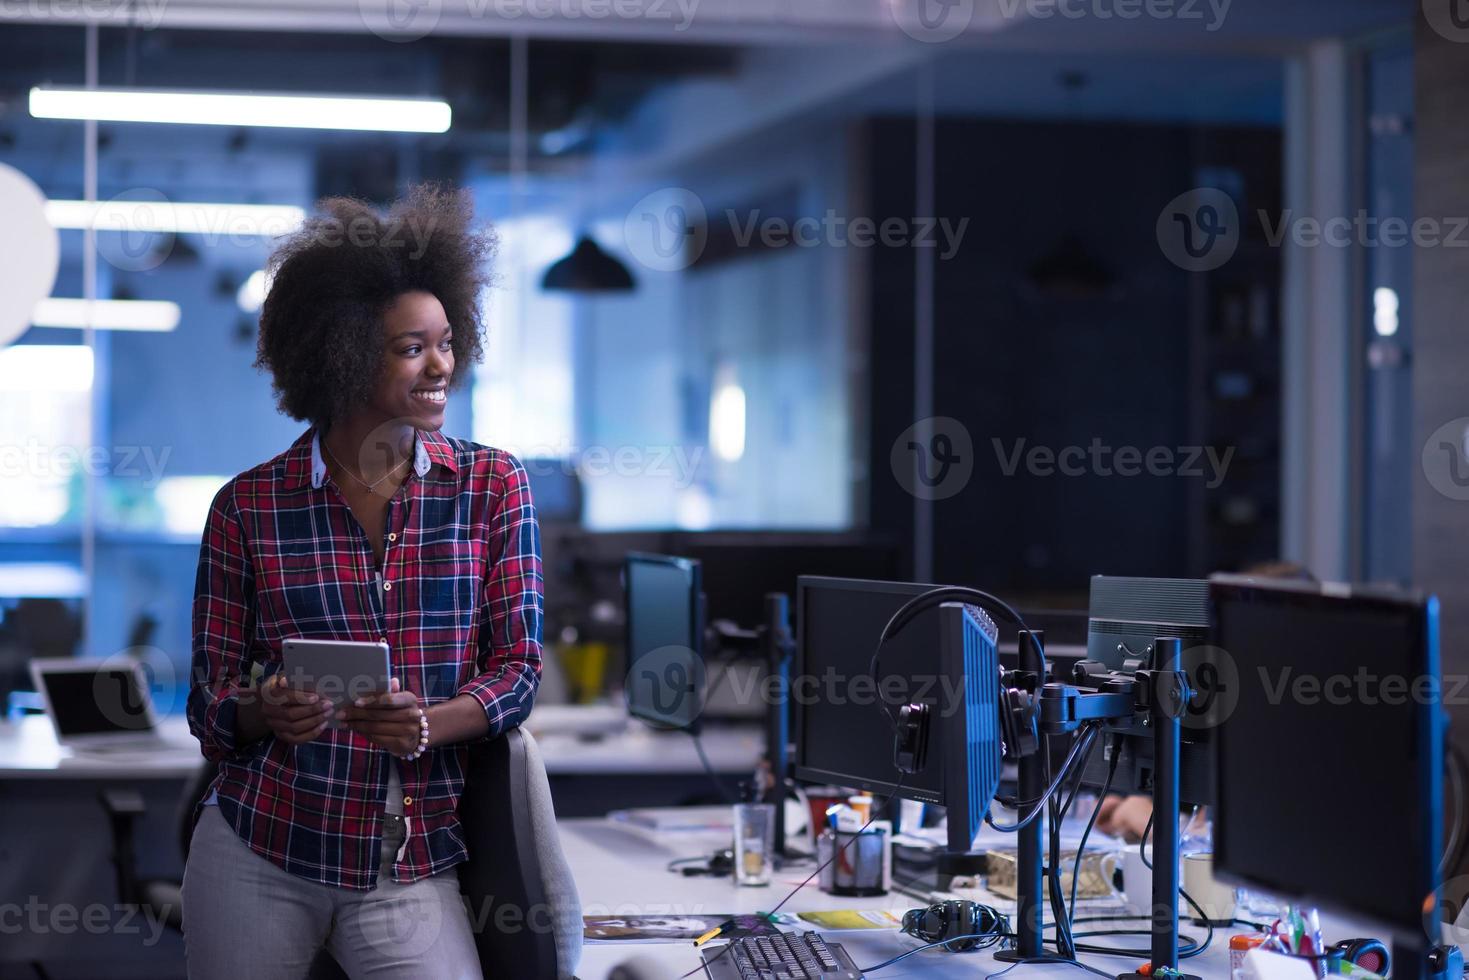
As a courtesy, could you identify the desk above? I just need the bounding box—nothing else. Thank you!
[0,711,760,781]
[0,714,201,779]
[563,813,1375,980]
[0,710,759,975]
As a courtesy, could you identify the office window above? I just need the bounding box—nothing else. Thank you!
[0,344,93,528]
[471,213,577,457]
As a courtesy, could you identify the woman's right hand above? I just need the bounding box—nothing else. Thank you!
[257,673,333,744]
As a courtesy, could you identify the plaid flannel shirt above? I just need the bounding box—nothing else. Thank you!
[187,426,542,890]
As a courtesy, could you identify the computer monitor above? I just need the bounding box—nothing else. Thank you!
[1077,575,1215,805]
[792,576,1004,854]
[664,534,900,632]
[30,658,159,744]
[523,460,583,524]
[1209,575,1442,943]
[622,553,705,732]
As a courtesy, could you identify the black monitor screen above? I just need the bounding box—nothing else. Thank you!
[1211,578,1440,938]
[666,536,900,630]
[623,554,703,731]
[42,667,153,735]
[794,577,945,804]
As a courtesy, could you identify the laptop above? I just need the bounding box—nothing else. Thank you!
[29,658,167,753]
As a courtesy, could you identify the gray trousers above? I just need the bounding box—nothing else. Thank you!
[181,806,480,979]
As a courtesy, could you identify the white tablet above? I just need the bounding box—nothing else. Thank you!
[281,638,392,729]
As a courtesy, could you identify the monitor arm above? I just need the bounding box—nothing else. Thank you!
[999,635,1200,980]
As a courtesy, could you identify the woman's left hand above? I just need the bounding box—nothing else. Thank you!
[337,678,424,757]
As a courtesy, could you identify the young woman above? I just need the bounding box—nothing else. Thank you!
[183,185,541,979]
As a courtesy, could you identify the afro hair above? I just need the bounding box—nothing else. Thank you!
[255,183,496,427]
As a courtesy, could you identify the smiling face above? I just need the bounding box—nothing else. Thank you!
[368,290,454,431]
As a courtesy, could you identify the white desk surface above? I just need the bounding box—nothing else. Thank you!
[0,711,761,780]
[565,813,1381,980]
[562,815,1206,980]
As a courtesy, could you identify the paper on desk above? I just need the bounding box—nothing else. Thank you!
[607,806,734,833]
[795,910,904,931]
[583,913,798,943]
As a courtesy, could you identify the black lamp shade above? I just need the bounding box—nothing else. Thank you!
[541,235,635,292]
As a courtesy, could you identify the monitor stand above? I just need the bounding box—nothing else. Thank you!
[996,634,1201,980]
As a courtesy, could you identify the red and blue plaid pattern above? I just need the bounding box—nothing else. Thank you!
[188,426,542,890]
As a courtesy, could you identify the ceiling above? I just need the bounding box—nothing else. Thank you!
[0,0,1415,49]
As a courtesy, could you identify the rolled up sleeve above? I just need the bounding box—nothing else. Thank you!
[457,453,543,738]
[188,483,257,761]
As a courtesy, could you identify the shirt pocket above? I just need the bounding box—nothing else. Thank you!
[413,540,481,622]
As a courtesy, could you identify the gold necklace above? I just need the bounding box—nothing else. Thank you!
[322,438,409,497]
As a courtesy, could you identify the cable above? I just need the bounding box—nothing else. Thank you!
[986,724,1098,833]
[861,930,1011,973]
[689,731,737,805]
[1136,810,1214,960]
[1049,725,1101,959]
[1055,932,1207,959]
[985,957,1117,980]
[1056,727,1101,821]
[1069,737,1121,919]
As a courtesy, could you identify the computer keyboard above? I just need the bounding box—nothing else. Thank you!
[700,931,864,979]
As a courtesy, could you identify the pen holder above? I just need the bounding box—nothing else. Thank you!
[817,828,888,897]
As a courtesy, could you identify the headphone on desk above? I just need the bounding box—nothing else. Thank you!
[900,900,1009,952]
[1332,938,1390,975]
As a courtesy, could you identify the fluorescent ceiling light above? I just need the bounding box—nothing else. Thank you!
[33,298,180,332]
[29,86,452,134]
[0,563,87,599]
[47,199,305,237]
[0,344,94,391]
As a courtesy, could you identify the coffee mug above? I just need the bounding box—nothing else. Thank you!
[1100,845,1180,917]
[1182,852,1237,924]
[1101,848,1236,923]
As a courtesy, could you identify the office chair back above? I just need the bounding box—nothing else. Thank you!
[458,726,583,980]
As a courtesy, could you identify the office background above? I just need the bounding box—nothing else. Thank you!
[0,1,1466,975]
[3,1,1452,687]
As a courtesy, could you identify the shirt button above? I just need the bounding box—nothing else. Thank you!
[403,796,413,807]
[378,636,387,644]
[382,581,392,591]
[388,532,397,542]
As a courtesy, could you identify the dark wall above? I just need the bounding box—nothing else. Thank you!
[1412,22,1469,711]
[865,117,1280,593]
